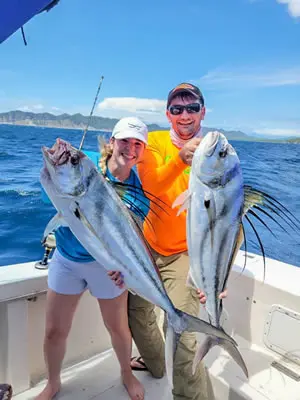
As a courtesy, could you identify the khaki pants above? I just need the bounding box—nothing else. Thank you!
[128,249,215,400]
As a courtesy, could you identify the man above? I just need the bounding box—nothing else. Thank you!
[128,83,215,400]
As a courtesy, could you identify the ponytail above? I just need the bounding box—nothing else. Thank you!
[98,142,113,176]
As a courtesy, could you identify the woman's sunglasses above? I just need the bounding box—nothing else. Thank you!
[169,103,202,116]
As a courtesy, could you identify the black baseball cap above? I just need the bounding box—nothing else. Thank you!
[167,83,204,108]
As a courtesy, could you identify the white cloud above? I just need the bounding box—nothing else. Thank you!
[18,106,32,112]
[98,97,166,114]
[18,104,44,112]
[51,106,63,113]
[277,0,300,17]
[97,97,168,124]
[32,104,44,110]
[255,127,300,137]
[196,66,300,90]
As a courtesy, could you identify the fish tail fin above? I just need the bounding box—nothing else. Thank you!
[165,323,181,389]
[180,310,237,345]
[165,309,239,387]
[192,336,249,378]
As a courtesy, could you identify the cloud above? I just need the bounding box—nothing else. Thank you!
[18,106,32,112]
[195,66,300,90]
[255,127,300,137]
[98,97,166,114]
[51,106,63,113]
[277,0,300,17]
[97,97,168,124]
[18,104,44,112]
[32,104,44,110]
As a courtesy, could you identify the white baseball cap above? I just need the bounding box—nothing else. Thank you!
[111,117,148,144]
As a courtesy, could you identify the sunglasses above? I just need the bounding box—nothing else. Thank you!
[169,103,202,116]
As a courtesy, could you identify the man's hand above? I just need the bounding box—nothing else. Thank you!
[179,137,202,166]
[196,289,228,305]
[107,271,125,288]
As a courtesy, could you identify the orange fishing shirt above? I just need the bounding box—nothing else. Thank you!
[137,130,191,256]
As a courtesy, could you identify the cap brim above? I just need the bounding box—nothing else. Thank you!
[112,131,148,144]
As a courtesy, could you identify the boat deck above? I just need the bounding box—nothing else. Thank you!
[13,349,172,400]
[13,337,300,400]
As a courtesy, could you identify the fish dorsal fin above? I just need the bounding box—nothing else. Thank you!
[172,190,191,216]
[110,181,127,198]
[243,186,265,215]
[222,225,245,289]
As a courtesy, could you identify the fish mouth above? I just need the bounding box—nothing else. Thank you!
[42,138,78,166]
[203,131,221,157]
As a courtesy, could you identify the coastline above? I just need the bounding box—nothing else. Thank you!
[0,121,112,132]
[1,122,299,143]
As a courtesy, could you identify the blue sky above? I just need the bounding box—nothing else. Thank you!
[1,0,300,137]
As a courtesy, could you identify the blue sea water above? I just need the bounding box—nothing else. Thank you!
[0,124,299,267]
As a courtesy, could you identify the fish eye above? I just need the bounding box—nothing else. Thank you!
[219,150,227,158]
[70,154,80,165]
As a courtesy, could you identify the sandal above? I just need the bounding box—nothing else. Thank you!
[130,356,148,371]
[0,384,12,400]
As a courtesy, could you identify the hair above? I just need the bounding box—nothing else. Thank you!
[98,136,114,176]
[169,92,204,107]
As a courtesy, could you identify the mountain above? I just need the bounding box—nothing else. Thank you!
[1,110,298,143]
[287,137,300,144]
[0,110,163,133]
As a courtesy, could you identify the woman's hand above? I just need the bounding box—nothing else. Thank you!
[196,289,228,304]
[107,271,125,288]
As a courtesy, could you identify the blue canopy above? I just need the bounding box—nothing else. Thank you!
[0,0,60,44]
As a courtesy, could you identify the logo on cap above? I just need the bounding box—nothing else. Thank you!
[128,123,143,131]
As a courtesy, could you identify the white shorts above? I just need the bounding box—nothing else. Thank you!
[48,250,126,299]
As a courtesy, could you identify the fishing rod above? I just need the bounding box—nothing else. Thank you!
[79,75,104,151]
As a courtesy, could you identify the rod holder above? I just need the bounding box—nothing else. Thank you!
[35,232,56,270]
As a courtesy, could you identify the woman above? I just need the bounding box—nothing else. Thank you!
[36,117,149,400]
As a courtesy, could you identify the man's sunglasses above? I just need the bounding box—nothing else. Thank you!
[169,103,202,116]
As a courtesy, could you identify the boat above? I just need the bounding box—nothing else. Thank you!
[1,4,299,399]
[0,249,299,399]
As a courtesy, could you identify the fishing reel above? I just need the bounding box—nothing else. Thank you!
[35,232,56,270]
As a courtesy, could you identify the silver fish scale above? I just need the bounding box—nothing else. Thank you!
[187,157,243,328]
[42,155,176,317]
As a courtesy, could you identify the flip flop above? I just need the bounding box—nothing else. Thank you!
[0,384,12,400]
[130,356,148,372]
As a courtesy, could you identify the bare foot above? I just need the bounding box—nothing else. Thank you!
[122,370,145,400]
[35,382,61,400]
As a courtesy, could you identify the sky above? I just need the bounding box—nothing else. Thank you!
[1,0,300,137]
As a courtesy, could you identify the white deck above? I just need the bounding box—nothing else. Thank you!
[12,338,300,400]
[0,251,299,400]
[13,349,173,400]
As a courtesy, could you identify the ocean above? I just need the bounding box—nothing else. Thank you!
[0,124,299,268]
